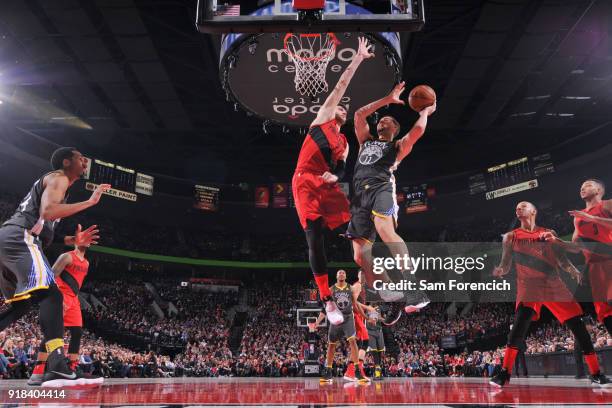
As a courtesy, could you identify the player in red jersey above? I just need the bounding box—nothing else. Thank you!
[28,242,102,386]
[490,201,610,387]
[293,37,374,325]
[544,179,612,332]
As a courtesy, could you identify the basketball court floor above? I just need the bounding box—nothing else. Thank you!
[0,377,610,406]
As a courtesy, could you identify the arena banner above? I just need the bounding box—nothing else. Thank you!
[363,241,605,303]
[272,183,289,208]
[135,173,154,196]
[85,182,137,202]
[255,186,270,208]
[485,179,539,200]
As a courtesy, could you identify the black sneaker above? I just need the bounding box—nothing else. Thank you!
[404,290,430,314]
[489,368,511,388]
[70,360,104,385]
[320,367,333,383]
[590,373,612,387]
[42,349,103,387]
[41,348,79,387]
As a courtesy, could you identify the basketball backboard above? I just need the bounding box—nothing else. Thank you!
[197,0,425,34]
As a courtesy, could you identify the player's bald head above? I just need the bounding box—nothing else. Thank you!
[515,201,537,219]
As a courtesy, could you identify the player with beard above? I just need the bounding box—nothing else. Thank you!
[346,82,435,310]
[490,201,610,387]
[0,147,109,386]
[543,179,611,333]
[293,37,374,325]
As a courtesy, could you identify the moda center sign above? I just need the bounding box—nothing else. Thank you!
[219,3,402,126]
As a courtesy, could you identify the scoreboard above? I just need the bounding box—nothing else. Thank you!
[194,185,220,211]
[89,159,136,193]
[84,158,154,202]
[469,154,555,199]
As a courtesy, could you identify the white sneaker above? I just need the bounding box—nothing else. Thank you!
[325,301,344,325]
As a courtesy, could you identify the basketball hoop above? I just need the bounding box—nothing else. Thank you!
[283,33,339,98]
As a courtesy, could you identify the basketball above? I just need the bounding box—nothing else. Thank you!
[408,85,436,112]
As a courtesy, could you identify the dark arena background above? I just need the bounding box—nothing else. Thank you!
[0,0,610,407]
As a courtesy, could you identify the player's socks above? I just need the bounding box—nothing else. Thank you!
[27,361,46,386]
[314,274,331,299]
[374,365,383,380]
[502,346,518,373]
[584,353,600,375]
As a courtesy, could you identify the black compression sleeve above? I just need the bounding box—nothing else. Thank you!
[332,160,346,180]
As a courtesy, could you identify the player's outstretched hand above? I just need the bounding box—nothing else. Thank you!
[320,172,338,184]
[356,37,374,60]
[74,224,100,247]
[420,101,436,116]
[387,81,406,105]
[88,184,111,206]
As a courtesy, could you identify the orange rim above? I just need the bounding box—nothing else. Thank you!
[283,33,339,62]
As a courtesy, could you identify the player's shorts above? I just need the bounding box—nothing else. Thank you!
[519,302,583,324]
[328,314,356,344]
[0,225,55,303]
[588,260,612,321]
[354,313,369,342]
[292,172,350,230]
[346,179,398,243]
[367,329,385,352]
[62,294,83,327]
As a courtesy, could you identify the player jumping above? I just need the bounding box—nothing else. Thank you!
[490,201,610,387]
[0,147,109,387]
[293,37,374,325]
[347,81,435,309]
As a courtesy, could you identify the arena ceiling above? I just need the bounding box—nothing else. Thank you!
[0,0,610,184]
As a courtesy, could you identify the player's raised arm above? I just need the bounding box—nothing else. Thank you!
[311,37,374,127]
[396,102,436,161]
[39,174,110,222]
[354,82,406,145]
[493,231,514,277]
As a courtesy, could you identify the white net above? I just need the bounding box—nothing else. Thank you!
[284,33,338,98]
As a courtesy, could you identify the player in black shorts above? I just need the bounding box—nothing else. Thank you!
[0,147,109,386]
[346,82,435,311]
